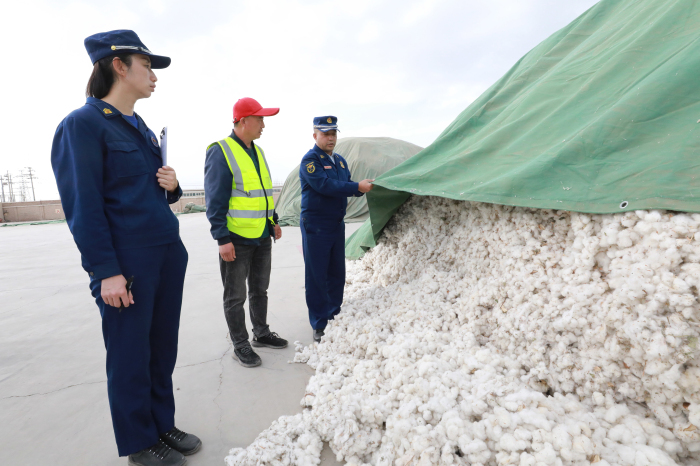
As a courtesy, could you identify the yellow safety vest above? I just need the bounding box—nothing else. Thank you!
[209,137,275,238]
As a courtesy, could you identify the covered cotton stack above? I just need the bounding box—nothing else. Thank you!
[226,196,700,465]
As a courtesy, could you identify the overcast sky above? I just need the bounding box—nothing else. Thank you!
[0,0,599,201]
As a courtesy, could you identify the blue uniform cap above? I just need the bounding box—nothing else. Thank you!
[313,116,339,133]
[84,30,171,69]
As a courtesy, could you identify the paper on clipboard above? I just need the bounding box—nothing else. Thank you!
[160,127,168,198]
[160,127,168,166]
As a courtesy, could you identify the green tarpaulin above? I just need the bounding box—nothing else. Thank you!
[276,137,422,226]
[347,0,700,260]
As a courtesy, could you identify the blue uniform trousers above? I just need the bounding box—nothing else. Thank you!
[90,240,188,456]
[301,217,345,330]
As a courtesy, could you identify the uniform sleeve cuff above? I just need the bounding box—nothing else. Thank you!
[167,183,183,204]
[217,236,232,246]
[88,261,122,281]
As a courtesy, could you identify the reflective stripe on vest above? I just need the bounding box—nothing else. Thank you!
[228,209,269,218]
[213,138,275,238]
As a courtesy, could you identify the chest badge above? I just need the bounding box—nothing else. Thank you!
[340,161,345,169]
[151,137,159,147]
[306,162,316,173]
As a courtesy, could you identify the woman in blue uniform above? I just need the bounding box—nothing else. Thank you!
[51,30,200,466]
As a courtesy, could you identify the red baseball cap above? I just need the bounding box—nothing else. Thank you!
[233,97,279,123]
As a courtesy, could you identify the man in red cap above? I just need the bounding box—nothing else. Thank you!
[204,98,287,367]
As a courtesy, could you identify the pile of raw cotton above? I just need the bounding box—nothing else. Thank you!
[226,196,700,466]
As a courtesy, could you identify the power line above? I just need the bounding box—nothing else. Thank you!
[1,172,14,203]
[0,167,38,203]
[19,167,38,202]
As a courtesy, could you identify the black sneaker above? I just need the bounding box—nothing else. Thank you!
[161,427,201,456]
[128,439,185,466]
[252,332,288,349]
[233,346,262,367]
[313,329,325,343]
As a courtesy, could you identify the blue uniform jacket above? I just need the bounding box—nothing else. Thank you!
[51,97,183,281]
[299,144,364,221]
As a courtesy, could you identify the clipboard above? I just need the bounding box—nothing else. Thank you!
[160,127,168,198]
[160,127,168,166]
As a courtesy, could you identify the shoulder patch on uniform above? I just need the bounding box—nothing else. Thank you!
[306,162,315,173]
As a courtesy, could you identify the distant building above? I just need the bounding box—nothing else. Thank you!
[181,190,205,198]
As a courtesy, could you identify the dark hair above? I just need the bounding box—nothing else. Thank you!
[85,54,133,99]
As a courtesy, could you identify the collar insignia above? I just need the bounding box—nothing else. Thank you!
[103,108,112,114]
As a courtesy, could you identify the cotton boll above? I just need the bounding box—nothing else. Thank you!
[604,404,631,424]
[519,453,541,466]
[499,432,529,452]
[674,422,700,443]
[533,442,557,464]
[592,392,606,406]
[551,425,572,452]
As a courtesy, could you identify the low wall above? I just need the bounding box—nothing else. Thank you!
[1,196,210,223]
[0,189,286,223]
[2,200,65,223]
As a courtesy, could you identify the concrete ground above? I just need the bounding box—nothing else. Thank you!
[0,213,360,466]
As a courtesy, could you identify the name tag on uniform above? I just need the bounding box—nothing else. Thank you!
[324,166,332,169]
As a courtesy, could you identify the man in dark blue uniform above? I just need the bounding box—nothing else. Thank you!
[299,116,374,342]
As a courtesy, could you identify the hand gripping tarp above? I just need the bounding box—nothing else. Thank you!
[346,0,700,260]
[275,137,422,226]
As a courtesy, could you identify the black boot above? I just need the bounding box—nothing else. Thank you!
[127,439,185,466]
[233,345,262,367]
[161,427,202,456]
[252,331,288,349]
[313,329,325,343]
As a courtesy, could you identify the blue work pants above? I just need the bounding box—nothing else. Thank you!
[300,217,345,330]
[90,240,188,456]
